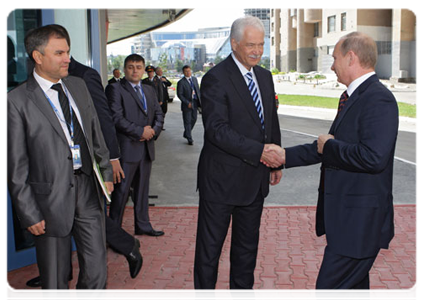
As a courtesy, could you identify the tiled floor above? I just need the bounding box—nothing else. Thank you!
[7,205,416,290]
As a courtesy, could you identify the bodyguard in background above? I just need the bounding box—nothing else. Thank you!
[155,66,172,116]
[194,16,283,289]
[177,65,201,145]
[7,24,113,289]
[108,68,121,84]
[106,54,165,237]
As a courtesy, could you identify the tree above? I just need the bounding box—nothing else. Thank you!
[158,52,168,73]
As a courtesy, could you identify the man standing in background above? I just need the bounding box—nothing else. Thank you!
[107,54,165,237]
[177,65,201,145]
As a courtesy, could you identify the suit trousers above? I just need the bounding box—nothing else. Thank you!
[182,105,197,141]
[105,216,134,256]
[109,154,153,233]
[194,192,264,289]
[316,245,378,289]
[34,173,107,289]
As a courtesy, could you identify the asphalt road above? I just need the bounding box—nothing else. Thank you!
[147,102,416,207]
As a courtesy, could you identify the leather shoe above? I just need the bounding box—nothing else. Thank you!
[188,139,193,145]
[26,272,73,287]
[26,276,41,288]
[135,229,165,236]
[126,238,142,278]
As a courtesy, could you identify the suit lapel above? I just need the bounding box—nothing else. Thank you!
[122,78,147,116]
[27,75,69,146]
[331,74,378,133]
[226,56,263,131]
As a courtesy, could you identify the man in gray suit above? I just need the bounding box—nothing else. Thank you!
[177,65,201,145]
[7,24,113,289]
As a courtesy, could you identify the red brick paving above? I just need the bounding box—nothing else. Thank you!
[7,205,416,290]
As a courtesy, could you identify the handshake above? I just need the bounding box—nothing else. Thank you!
[260,144,285,168]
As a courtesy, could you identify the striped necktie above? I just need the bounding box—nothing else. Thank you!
[134,85,147,111]
[245,72,264,128]
[335,90,349,119]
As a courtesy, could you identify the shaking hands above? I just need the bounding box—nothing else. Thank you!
[260,144,285,168]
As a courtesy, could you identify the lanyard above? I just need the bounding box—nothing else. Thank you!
[44,86,75,147]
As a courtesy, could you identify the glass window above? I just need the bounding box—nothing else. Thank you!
[328,15,336,33]
[7,9,41,92]
[341,13,347,31]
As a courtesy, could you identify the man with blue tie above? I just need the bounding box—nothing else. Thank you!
[177,65,201,145]
[194,16,284,289]
[106,54,165,237]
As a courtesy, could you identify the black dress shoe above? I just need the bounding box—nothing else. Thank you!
[126,238,142,278]
[135,229,165,236]
[188,139,193,145]
[26,276,41,288]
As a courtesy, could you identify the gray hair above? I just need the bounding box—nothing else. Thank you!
[230,16,265,42]
[339,32,378,69]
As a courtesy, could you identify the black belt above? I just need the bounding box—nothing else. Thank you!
[74,169,83,175]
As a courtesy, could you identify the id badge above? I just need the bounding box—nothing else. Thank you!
[71,144,83,169]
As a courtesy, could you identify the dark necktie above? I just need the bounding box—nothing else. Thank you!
[246,72,264,129]
[51,83,92,175]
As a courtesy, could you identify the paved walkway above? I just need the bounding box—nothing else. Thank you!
[8,205,416,290]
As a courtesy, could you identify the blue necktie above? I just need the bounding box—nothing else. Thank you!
[245,72,264,128]
[189,78,197,99]
[134,85,147,111]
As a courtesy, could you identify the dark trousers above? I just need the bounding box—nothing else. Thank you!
[316,246,378,289]
[182,105,197,141]
[194,193,264,289]
[34,173,107,289]
[105,216,134,256]
[109,158,153,232]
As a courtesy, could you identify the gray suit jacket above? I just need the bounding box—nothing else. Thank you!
[8,74,113,237]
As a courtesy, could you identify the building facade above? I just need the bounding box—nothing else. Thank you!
[270,9,416,82]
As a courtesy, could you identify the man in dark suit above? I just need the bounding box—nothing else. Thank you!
[155,66,172,116]
[276,32,399,289]
[142,65,164,106]
[8,24,113,289]
[194,16,284,289]
[106,54,165,237]
[108,68,121,84]
[177,65,201,145]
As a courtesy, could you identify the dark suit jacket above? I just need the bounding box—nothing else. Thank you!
[8,74,113,237]
[69,58,120,159]
[142,76,163,104]
[106,78,164,163]
[177,76,201,111]
[108,77,119,84]
[159,76,172,101]
[197,55,281,206]
[285,74,398,259]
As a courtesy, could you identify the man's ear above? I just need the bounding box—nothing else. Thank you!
[32,50,43,65]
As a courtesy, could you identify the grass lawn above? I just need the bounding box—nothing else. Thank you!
[278,94,416,118]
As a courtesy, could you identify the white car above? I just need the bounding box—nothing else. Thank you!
[167,86,176,102]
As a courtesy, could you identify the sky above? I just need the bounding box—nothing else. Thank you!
[106,8,245,56]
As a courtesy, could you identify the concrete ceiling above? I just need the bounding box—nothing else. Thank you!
[106,9,191,44]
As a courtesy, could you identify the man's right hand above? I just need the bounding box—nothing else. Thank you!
[260,144,285,168]
[111,160,125,184]
[140,125,155,141]
[28,220,46,236]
